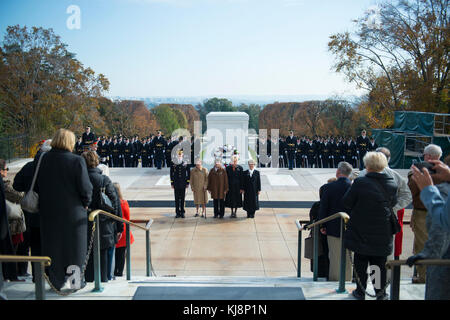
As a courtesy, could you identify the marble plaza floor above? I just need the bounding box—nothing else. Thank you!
[104,167,415,279]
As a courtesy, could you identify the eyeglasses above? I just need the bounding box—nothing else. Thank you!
[1,167,9,171]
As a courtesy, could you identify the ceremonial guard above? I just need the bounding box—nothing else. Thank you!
[98,137,110,165]
[285,131,297,170]
[225,155,244,218]
[356,130,370,170]
[295,138,304,168]
[110,138,121,167]
[321,139,332,168]
[333,138,344,168]
[313,136,323,168]
[141,138,149,167]
[75,136,84,155]
[368,137,378,151]
[148,135,155,167]
[123,138,135,168]
[306,139,317,168]
[344,137,357,168]
[118,136,125,167]
[170,150,190,218]
[151,131,167,170]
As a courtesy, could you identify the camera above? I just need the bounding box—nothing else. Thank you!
[413,161,436,174]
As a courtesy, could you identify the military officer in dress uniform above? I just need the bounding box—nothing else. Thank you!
[320,138,332,168]
[152,131,167,170]
[285,131,297,170]
[170,150,190,218]
[75,136,84,155]
[110,138,120,167]
[98,137,110,165]
[141,138,149,167]
[333,137,344,168]
[133,136,143,167]
[368,137,378,152]
[123,138,135,168]
[306,139,317,168]
[295,138,303,168]
[356,130,370,170]
[344,137,357,168]
[82,126,96,148]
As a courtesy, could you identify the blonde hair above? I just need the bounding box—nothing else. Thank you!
[82,151,99,168]
[113,182,123,200]
[51,129,75,152]
[363,151,388,173]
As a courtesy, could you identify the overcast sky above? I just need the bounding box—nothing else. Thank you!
[0,0,378,98]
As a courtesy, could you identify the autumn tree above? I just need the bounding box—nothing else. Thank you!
[328,0,449,127]
[0,25,109,143]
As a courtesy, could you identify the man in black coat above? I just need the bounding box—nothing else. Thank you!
[123,138,135,168]
[170,151,190,218]
[241,160,261,219]
[225,156,244,218]
[318,161,353,281]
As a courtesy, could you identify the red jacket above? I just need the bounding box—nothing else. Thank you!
[116,200,134,248]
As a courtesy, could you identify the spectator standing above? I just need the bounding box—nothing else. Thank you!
[35,129,93,290]
[343,152,397,300]
[318,162,353,281]
[225,155,243,218]
[113,183,134,277]
[82,151,122,283]
[407,144,444,283]
[241,160,261,219]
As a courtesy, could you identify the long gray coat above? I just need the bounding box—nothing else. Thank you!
[35,149,93,290]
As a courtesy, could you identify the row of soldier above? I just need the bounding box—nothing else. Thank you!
[74,127,195,169]
[257,130,377,170]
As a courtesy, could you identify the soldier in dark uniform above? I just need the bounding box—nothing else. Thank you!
[117,136,125,167]
[110,138,121,167]
[306,139,317,168]
[295,138,303,168]
[75,136,84,155]
[82,126,96,148]
[333,137,344,168]
[123,138,135,168]
[141,138,149,168]
[285,131,297,170]
[107,136,113,167]
[320,138,332,168]
[152,131,167,170]
[344,137,357,168]
[278,137,286,168]
[170,150,190,218]
[148,135,154,167]
[98,137,110,165]
[356,130,370,170]
[368,137,378,152]
[313,136,323,168]
[133,136,143,167]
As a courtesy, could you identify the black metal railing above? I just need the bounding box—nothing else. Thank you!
[296,212,350,293]
[88,210,154,293]
[0,255,51,300]
[386,259,450,300]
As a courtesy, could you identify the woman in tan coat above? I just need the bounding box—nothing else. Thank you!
[190,159,209,218]
[207,159,229,219]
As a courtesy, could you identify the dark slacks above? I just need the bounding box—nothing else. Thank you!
[85,248,109,283]
[354,252,387,296]
[16,227,41,278]
[114,246,126,277]
[213,199,225,218]
[174,188,186,216]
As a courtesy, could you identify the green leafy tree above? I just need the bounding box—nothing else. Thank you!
[152,104,181,135]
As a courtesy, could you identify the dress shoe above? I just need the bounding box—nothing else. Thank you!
[376,293,389,300]
[352,290,365,300]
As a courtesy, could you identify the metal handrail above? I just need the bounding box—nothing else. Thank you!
[0,255,51,300]
[88,210,154,292]
[386,259,450,300]
[296,212,350,294]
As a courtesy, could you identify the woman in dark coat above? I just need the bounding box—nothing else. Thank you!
[35,129,93,290]
[343,152,397,300]
[241,160,261,219]
[82,151,123,283]
[225,155,243,218]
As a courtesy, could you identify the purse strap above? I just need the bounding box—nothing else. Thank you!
[29,152,46,192]
[370,175,395,213]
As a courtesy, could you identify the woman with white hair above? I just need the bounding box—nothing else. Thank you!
[343,152,398,300]
[225,155,243,218]
[190,159,209,218]
[241,159,261,219]
[207,159,228,219]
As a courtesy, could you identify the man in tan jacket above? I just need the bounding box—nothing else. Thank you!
[207,159,229,219]
[408,144,444,283]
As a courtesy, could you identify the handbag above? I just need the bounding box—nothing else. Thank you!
[304,231,324,259]
[6,200,26,235]
[372,177,401,235]
[99,176,115,214]
[20,152,46,213]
